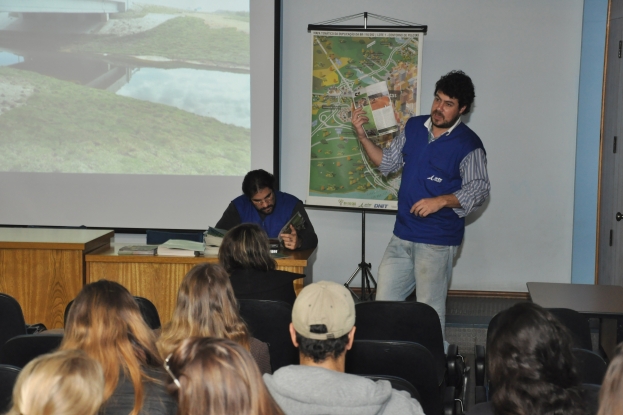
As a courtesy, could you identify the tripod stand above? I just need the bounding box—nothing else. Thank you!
[344,210,377,301]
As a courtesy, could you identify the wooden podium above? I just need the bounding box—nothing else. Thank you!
[0,228,114,329]
[86,246,314,325]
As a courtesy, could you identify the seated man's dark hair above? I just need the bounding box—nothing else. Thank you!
[295,325,349,363]
[435,70,475,114]
[242,169,275,198]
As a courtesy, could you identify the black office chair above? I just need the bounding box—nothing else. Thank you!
[133,297,161,330]
[0,364,20,412]
[146,230,204,245]
[64,296,161,330]
[237,299,298,372]
[0,294,27,348]
[0,333,63,368]
[346,340,457,415]
[574,348,608,385]
[548,308,593,351]
[355,301,466,399]
[363,374,422,403]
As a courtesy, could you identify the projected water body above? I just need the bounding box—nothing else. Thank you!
[117,68,250,128]
[0,4,251,175]
[0,51,250,129]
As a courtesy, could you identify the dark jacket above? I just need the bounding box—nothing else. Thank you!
[229,268,303,306]
[100,367,177,415]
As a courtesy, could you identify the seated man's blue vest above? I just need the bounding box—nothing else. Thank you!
[395,115,485,246]
[233,190,299,238]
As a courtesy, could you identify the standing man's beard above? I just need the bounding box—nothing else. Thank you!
[431,110,461,130]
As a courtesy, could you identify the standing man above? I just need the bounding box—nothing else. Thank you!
[351,70,490,337]
[216,169,318,251]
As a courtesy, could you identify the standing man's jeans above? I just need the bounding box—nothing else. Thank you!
[376,235,458,339]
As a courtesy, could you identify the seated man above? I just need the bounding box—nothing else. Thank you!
[263,281,424,415]
[215,169,318,250]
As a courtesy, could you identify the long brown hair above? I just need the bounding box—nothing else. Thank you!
[61,280,162,415]
[157,263,251,358]
[219,223,276,273]
[598,343,623,415]
[165,337,283,415]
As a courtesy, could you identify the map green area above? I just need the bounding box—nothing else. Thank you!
[308,32,421,208]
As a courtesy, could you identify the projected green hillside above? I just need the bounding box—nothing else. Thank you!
[0,67,250,174]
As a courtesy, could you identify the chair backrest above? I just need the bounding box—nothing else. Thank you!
[346,340,443,415]
[237,299,298,372]
[64,297,161,330]
[547,308,593,351]
[0,333,63,368]
[355,301,446,384]
[573,348,607,385]
[0,364,20,413]
[363,374,421,403]
[0,294,27,348]
[134,297,161,330]
[146,230,204,245]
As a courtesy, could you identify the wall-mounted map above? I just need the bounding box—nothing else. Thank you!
[306,30,422,210]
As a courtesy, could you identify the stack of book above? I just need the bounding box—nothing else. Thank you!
[118,245,159,256]
[203,227,227,256]
[157,240,205,257]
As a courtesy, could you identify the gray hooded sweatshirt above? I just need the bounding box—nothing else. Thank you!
[263,365,425,415]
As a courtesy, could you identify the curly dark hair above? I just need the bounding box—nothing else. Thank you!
[295,326,350,363]
[242,170,275,198]
[487,302,587,415]
[434,70,475,114]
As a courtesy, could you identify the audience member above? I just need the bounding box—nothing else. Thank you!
[7,349,104,415]
[219,223,301,305]
[164,337,284,415]
[61,280,177,415]
[263,280,424,415]
[157,263,272,374]
[597,343,623,415]
[467,302,588,415]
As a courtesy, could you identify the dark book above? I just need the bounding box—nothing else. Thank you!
[118,245,158,255]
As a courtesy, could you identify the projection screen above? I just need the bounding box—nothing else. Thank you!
[0,0,279,230]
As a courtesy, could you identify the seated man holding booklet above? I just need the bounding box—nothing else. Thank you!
[216,169,318,251]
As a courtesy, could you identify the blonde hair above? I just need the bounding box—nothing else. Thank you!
[7,349,104,415]
[61,280,162,415]
[219,223,276,273]
[598,344,623,415]
[165,337,283,415]
[157,264,251,358]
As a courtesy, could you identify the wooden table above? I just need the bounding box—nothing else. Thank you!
[86,246,314,324]
[0,228,114,329]
[527,282,623,358]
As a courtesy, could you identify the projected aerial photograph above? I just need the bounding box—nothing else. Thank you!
[0,0,250,174]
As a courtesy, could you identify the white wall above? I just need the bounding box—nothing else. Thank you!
[280,0,584,292]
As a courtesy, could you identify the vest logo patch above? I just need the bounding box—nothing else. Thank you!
[427,175,443,183]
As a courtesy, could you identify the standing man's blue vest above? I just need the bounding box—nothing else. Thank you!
[233,191,299,238]
[395,115,485,246]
